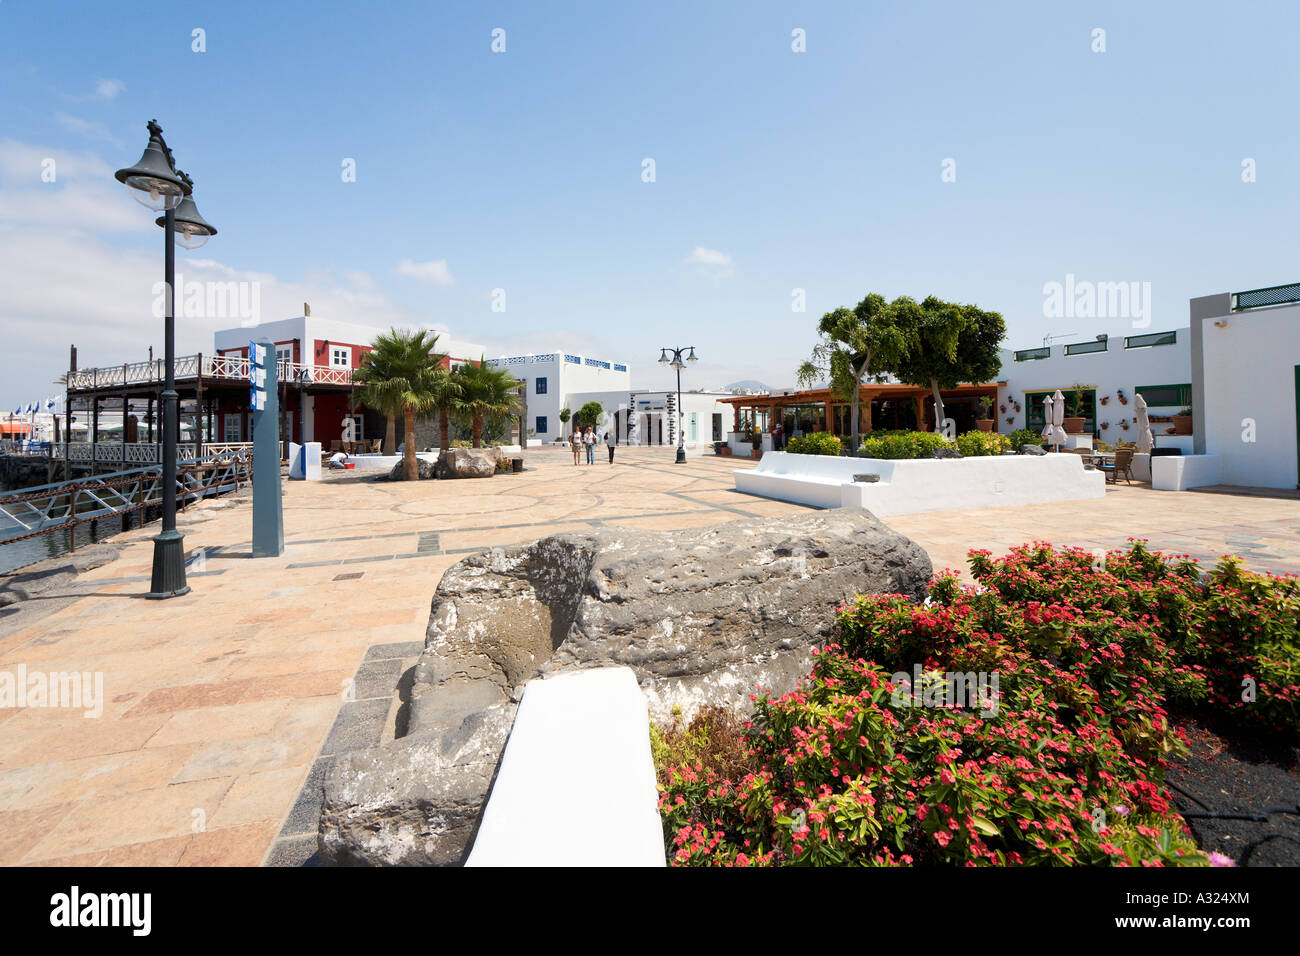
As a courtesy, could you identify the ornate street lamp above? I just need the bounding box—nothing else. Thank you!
[115,121,217,599]
[658,346,697,463]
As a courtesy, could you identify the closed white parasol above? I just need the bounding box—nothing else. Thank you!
[1041,390,1068,450]
[1134,393,1154,454]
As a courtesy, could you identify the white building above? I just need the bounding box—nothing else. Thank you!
[487,352,631,442]
[1190,284,1300,489]
[995,328,1195,452]
[624,390,733,452]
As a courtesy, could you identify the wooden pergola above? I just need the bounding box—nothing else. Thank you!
[719,382,1002,435]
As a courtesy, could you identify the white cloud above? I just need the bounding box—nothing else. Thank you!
[685,246,733,267]
[394,258,455,286]
[0,139,112,183]
[95,79,126,100]
[54,113,120,145]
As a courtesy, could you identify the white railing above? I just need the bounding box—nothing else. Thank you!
[46,442,253,464]
[67,354,355,390]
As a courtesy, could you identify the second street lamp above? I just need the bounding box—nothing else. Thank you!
[657,346,697,464]
[115,120,217,599]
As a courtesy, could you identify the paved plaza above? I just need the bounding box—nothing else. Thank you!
[0,446,1296,866]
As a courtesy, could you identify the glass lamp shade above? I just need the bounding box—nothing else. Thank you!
[123,175,186,211]
[174,228,209,249]
[156,193,217,248]
[687,348,698,363]
[671,359,685,370]
[658,350,670,365]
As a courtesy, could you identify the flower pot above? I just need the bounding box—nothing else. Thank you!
[750,448,763,459]
[718,445,732,456]
[1172,415,1192,435]
[1063,417,1086,435]
[975,419,994,432]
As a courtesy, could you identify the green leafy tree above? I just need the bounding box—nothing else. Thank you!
[796,294,910,456]
[575,401,603,428]
[451,357,522,447]
[353,329,448,480]
[893,296,1006,432]
[559,407,572,426]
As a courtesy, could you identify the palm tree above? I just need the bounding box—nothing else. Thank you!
[352,329,447,480]
[429,370,463,453]
[451,357,522,447]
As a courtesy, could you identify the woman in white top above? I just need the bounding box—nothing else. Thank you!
[583,426,597,464]
[570,428,582,465]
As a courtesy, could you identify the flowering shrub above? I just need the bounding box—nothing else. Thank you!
[955,431,1011,457]
[657,541,1298,866]
[859,431,954,459]
[1006,428,1044,452]
[785,431,842,456]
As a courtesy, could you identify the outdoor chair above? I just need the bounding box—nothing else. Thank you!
[1099,447,1134,484]
[369,439,383,453]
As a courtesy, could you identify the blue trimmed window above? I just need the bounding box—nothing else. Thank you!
[535,416,547,434]
[535,377,547,395]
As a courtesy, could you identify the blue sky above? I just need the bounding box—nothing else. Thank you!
[2,0,1298,406]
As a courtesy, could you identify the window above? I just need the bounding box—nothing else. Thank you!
[331,347,350,367]
[1134,383,1191,407]
[535,377,547,395]
[1014,347,1050,362]
[1124,331,1177,349]
[535,416,548,435]
[276,345,293,365]
[1064,340,1107,356]
[223,413,241,441]
[1027,388,1097,433]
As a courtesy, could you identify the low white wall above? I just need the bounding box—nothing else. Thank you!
[466,667,665,867]
[1152,454,1221,491]
[735,451,1105,516]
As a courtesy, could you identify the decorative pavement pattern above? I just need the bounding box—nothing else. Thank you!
[0,446,1295,866]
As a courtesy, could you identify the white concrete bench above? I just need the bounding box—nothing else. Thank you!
[735,451,1105,516]
[465,667,666,867]
[1151,454,1221,491]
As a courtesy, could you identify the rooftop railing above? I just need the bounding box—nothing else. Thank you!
[1231,281,1300,311]
[66,355,355,391]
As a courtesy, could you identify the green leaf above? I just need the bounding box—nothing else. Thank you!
[971,815,999,837]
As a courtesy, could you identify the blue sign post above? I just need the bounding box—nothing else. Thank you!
[249,340,284,557]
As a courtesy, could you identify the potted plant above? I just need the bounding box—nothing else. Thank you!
[975,396,995,432]
[1100,421,1110,431]
[1116,388,1128,406]
[1062,383,1088,435]
[1173,404,1192,435]
[1100,394,1110,406]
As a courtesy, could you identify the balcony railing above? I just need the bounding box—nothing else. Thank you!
[1231,281,1300,311]
[66,355,356,391]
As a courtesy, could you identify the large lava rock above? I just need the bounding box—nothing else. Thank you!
[435,447,500,479]
[388,457,437,480]
[318,507,931,866]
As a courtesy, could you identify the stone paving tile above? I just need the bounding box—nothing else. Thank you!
[2,445,1297,868]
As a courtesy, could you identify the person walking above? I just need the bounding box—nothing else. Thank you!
[604,428,616,464]
[583,426,596,464]
[570,427,582,465]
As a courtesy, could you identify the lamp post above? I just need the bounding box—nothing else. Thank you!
[657,346,697,464]
[115,121,217,599]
